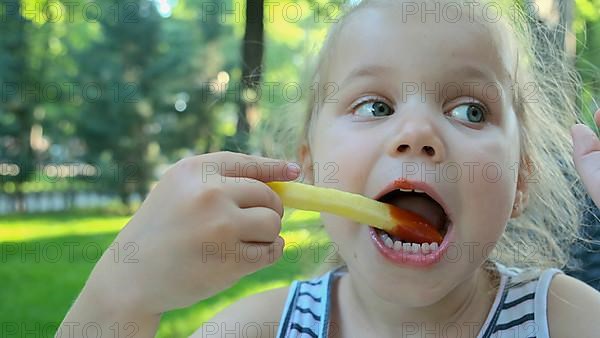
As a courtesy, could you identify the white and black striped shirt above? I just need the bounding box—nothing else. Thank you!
[276,263,561,338]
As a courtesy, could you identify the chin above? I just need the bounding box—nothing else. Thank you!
[356,253,462,307]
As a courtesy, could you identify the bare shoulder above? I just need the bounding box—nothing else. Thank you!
[190,286,290,338]
[547,273,600,338]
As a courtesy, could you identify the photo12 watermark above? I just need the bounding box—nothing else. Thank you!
[200,80,539,105]
[0,82,139,105]
[0,1,143,24]
[1,241,138,264]
[196,0,541,25]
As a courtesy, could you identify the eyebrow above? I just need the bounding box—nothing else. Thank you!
[338,64,509,92]
[450,65,514,100]
[447,65,505,84]
[340,65,396,89]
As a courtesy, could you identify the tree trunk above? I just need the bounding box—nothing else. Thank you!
[4,0,35,213]
[228,0,265,153]
[526,0,575,57]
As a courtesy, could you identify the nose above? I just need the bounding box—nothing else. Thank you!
[387,119,446,163]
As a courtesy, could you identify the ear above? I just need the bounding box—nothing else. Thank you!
[298,141,314,185]
[511,155,531,218]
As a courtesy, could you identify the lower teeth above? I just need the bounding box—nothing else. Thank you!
[379,231,439,253]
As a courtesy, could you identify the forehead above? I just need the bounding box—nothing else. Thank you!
[328,7,513,88]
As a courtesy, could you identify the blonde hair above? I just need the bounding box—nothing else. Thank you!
[263,0,588,270]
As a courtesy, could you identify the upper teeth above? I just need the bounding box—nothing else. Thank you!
[397,188,425,193]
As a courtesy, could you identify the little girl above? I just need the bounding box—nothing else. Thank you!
[59,0,600,337]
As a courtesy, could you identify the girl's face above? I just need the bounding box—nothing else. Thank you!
[305,8,522,306]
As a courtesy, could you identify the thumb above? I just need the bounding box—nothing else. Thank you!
[571,123,600,160]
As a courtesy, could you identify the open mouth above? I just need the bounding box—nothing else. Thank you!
[370,185,452,257]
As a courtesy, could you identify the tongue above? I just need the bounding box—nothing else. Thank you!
[390,194,446,230]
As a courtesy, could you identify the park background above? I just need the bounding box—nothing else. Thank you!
[1,0,599,336]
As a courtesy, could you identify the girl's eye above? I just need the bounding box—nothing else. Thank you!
[448,102,487,124]
[353,100,394,117]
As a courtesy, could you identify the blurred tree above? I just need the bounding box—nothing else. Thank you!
[153,0,239,159]
[0,0,36,211]
[75,0,164,206]
[224,0,264,153]
[574,0,600,122]
[1,0,596,216]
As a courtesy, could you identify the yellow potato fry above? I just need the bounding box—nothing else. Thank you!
[267,181,442,243]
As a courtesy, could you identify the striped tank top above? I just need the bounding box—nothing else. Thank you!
[276,263,562,337]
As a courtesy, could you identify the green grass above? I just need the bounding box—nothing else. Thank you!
[0,208,330,337]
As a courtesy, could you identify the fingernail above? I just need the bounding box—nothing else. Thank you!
[286,162,301,177]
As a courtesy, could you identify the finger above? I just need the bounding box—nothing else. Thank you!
[208,151,300,182]
[224,179,284,217]
[571,124,600,160]
[236,237,285,272]
[236,207,282,242]
[594,108,600,127]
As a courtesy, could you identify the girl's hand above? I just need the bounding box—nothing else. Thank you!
[82,152,299,317]
[572,109,600,208]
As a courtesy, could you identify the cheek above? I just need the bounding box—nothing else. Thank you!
[458,140,518,244]
[320,213,360,259]
[311,119,380,190]
[311,116,383,262]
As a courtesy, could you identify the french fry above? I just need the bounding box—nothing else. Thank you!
[267,181,443,244]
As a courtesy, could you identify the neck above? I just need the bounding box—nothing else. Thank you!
[338,266,496,337]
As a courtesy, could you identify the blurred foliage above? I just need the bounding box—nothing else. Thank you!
[0,0,347,206]
[0,0,598,204]
[0,0,243,205]
[574,0,600,127]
